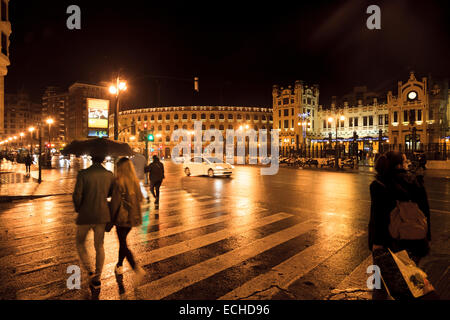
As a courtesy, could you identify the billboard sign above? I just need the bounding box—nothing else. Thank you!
[87,98,109,129]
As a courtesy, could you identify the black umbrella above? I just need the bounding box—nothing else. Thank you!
[61,138,133,157]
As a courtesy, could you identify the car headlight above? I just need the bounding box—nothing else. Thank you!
[216,166,224,169]
[231,165,235,169]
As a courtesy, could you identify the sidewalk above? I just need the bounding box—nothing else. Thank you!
[0,161,77,201]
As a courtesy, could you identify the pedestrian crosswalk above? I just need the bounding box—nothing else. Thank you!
[0,185,373,300]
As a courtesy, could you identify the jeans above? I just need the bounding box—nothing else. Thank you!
[116,226,136,269]
[150,180,162,203]
[76,224,106,279]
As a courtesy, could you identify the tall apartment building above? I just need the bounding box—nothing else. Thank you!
[2,93,41,138]
[66,82,110,141]
[272,81,319,155]
[0,0,11,134]
[42,87,68,145]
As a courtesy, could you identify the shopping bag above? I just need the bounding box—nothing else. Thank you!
[373,248,429,299]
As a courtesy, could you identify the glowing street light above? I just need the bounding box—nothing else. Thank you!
[109,76,128,141]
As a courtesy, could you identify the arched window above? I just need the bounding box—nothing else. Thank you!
[174,114,179,120]
[201,113,206,120]
[219,125,224,130]
[237,114,242,120]
[269,115,273,121]
[254,115,258,120]
[158,125,162,131]
[174,125,178,130]
[202,124,206,130]
[158,115,162,120]
[166,125,170,131]
[182,114,188,120]
[192,113,197,120]
[228,114,233,120]
[210,114,215,120]
[165,136,170,142]
[262,115,266,121]
[144,115,148,121]
[166,114,170,120]
[182,124,187,129]
[219,114,224,119]
[210,125,215,129]
[246,114,250,120]
[228,125,233,129]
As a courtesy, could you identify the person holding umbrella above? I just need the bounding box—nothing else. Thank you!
[72,153,116,289]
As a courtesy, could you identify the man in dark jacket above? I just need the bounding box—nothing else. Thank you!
[146,155,164,208]
[24,153,33,176]
[72,154,115,289]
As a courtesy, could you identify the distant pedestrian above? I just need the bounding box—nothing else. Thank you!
[369,151,431,299]
[110,157,146,285]
[145,155,165,208]
[72,154,115,289]
[24,153,33,176]
[130,151,149,202]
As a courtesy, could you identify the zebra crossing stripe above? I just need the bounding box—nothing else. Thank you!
[133,218,321,300]
[326,254,373,300]
[144,209,270,240]
[15,212,292,300]
[219,229,367,300]
[102,212,293,279]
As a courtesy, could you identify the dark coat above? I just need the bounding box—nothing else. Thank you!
[72,163,115,225]
[25,155,33,166]
[146,160,165,183]
[109,180,143,227]
[368,169,431,257]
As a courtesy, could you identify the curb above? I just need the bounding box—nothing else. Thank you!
[0,193,72,203]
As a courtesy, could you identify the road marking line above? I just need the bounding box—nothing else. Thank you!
[133,218,320,300]
[15,212,292,299]
[219,229,367,300]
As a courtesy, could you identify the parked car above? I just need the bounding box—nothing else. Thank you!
[184,156,234,177]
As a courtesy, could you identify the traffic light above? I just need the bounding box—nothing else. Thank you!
[147,133,154,142]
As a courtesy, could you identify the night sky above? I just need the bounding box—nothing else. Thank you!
[5,0,450,107]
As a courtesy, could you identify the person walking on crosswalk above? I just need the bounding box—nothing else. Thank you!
[110,157,146,286]
[72,154,115,289]
[145,155,165,209]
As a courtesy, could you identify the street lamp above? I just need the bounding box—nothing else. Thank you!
[109,76,127,141]
[46,118,54,154]
[28,127,35,154]
[328,115,345,169]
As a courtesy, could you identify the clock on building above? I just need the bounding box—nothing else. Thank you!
[407,91,417,100]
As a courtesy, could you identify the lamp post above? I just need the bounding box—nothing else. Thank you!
[19,132,24,148]
[328,115,345,169]
[46,118,54,148]
[109,76,127,141]
[28,127,35,154]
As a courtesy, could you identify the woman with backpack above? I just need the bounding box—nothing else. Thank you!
[110,157,146,286]
[369,151,432,299]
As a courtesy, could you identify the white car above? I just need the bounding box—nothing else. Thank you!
[184,156,233,177]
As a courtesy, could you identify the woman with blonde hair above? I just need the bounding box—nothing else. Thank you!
[110,157,146,285]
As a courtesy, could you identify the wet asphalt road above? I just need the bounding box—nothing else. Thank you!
[0,160,449,300]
